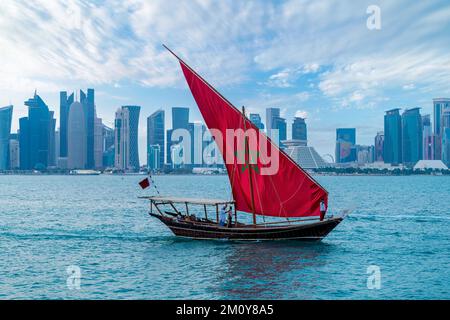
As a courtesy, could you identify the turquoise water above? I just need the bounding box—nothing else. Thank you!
[0,175,449,299]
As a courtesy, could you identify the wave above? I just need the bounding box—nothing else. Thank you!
[0,230,172,242]
[350,214,450,222]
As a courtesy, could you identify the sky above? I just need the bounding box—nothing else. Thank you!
[1,0,449,164]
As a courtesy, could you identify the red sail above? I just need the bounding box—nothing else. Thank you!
[178,59,328,218]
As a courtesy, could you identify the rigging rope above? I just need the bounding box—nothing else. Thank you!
[148,173,161,195]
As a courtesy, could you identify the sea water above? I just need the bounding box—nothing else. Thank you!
[0,175,449,299]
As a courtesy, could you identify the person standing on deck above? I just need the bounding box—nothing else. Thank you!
[219,205,227,226]
[226,206,233,227]
[320,200,327,221]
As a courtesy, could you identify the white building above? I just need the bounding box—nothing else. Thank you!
[114,107,130,170]
[283,140,329,169]
[67,101,86,169]
[114,106,140,171]
[413,160,448,170]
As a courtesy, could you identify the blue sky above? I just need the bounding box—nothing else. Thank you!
[1,0,450,163]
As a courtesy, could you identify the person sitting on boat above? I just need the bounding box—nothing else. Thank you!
[176,213,183,221]
[226,207,233,227]
[219,205,227,226]
[320,200,327,221]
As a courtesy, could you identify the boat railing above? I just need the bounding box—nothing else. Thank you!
[140,196,237,225]
[140,196,330,227]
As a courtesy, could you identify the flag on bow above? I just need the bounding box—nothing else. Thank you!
[138,177,150,189]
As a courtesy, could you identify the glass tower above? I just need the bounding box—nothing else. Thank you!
[20,92,53,170]
[147,110,165,170]
[384,109,402,165]
[442,110,450,166]
[80,89,95,169]
[114,106,141,171]
[402,108,423,166]
[266,107,280,138]
[422,114,434,160]
[335,128,356,163]
[272,116,287,147]
[123,105,141,170]
[249,113,264,130]
[172,107,189,130]
[59,91,74,158]
[0,105,13,170]
[292,117,307,142]
[433,98,450,160]
[167,107,190,166]
[374,131,384,162]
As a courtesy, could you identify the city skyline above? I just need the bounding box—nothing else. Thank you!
[1,1,450,163]
[2,93,450,169]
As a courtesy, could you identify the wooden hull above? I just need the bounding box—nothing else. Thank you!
[150,214,343,241]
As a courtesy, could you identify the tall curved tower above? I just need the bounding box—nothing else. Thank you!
[67,101,86,169]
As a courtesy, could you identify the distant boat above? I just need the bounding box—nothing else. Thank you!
[140,46,345,241]
[69,169,101,175]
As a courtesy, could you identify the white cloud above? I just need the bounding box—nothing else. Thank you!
[266,64,321,88]
[267,70,293,88]
[318,51,450,107]
[403,84,415,90]
[295,110,308,118]
[0,0,449,112]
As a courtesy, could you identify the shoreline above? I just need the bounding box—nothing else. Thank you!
[1,172,449,177]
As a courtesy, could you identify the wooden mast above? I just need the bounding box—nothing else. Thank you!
[242,106,257,225]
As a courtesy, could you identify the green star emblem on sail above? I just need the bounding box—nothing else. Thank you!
[235,149,260,173]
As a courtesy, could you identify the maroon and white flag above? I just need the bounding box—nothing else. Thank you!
[138,177,150,189]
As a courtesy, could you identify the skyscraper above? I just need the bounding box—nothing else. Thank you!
[67,101,86,169]
[166,129,173,165]
[59,91,74,158]
[167,107,190,166]
[266,107,280,138]
[249,113,264,130]
[374,131,384,162]
[55,129,60,161]
[356,145,375,164]
[442,109,450,133]
[172,107,189,130]
[384,109,402,165]
[80,89,95,168]
[48,111,56,167]
[188,122,206,167]
[422,114,434,160]
[0,105,13,170]
[102,125,115,168]
[20,92,54,170]
[125,105,140,170]
[147,110,165,170]
[335,128,356,163]
[114,105,140,171]
[19,117,30,170]
[442,109,450,166]
[272,116,287,147]
[103,125,115,151]
[94,116,103,169]
[292,117,307,142]
[443,128,450,166]
[9,133,19,170]
[433,98,450,136]
[433,98,450,160]
[148,145,161,170]
[402,108,422,166]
